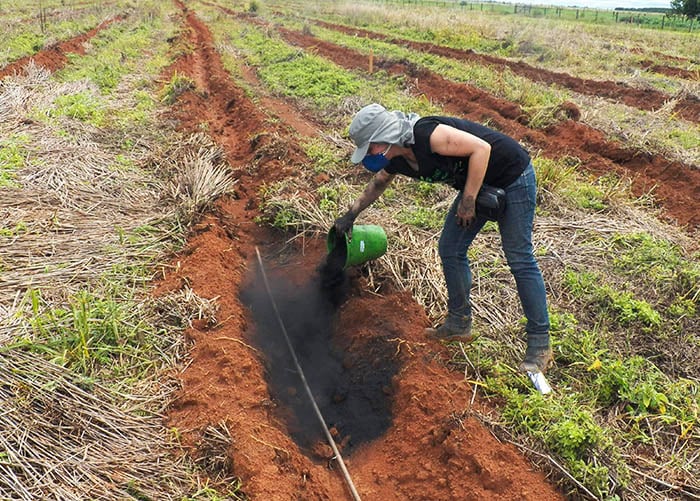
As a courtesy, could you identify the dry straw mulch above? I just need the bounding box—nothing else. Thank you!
[0,350,189,500]
[1,64,234,499]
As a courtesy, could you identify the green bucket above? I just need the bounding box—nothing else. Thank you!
[327,224,387,269]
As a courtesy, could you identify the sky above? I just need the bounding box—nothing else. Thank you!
[516,0,671,9]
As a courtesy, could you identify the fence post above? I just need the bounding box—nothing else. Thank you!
[39,0,46,33]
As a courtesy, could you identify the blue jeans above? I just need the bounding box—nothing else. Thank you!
[438,163,550,349]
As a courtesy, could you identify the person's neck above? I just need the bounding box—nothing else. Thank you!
[400,146,418,171]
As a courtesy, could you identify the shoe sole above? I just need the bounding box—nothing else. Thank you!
[519,352,554,374]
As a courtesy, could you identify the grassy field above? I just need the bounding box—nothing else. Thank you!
[1,0,698,499]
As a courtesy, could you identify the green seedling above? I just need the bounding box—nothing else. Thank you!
[160,71,196,104]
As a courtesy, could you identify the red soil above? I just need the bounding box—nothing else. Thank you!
[159,4,565,500]
[6,3,695,498]
[639,60,700,81]
[270,23,700,230]
[310,20,700,124]
[0,17,122,79]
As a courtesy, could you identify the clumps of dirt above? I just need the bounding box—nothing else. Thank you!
[556,101,581,121]
[375,57,424,77]
[639,59,700,81]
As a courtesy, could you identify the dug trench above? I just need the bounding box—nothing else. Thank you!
[241,242,399,456]
[160,4,564,500]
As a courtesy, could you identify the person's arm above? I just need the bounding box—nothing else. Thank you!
[429,124,491,226]
[335,169,395,235]
[350,169,394,215]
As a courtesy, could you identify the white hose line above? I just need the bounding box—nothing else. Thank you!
[254,247,362,501]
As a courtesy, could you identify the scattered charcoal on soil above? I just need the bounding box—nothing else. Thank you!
[242,255,397,453]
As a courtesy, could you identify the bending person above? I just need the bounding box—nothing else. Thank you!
[334,103,552,373]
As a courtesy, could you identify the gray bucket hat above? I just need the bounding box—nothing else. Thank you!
[349,104,390,163]
[349,103,421,164]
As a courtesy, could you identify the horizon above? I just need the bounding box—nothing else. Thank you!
[516,0,671,9]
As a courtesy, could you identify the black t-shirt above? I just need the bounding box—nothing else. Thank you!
[384,116,530,190]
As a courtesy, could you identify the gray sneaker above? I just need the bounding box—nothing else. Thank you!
[425,316,474,342]
[519,347,553,374]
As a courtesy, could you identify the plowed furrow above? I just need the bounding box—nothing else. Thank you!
[313,20,700,124]
[270,24,700,228]
[0,16,123,79]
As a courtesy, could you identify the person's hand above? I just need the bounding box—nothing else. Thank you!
[334,210,357,238]
[456,195,476,227]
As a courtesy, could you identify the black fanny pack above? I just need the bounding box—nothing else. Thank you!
[475,184,506,221]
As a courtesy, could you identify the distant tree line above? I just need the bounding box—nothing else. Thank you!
[671,0,699,19]
[614,8,671,13]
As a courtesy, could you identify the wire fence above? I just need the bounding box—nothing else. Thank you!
[366,0,698,34]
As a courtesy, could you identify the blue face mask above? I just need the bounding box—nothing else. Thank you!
[361,145,391,173]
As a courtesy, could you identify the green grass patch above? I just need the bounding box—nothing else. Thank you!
[9,225,174,382]
[160,71,196,105]
[609,232,700,299]
[397,205,443,229]
[533,155,607,211]
[470,306,698,498]
[198,5,440,117]
[393,24,504,55]
[0,10,125,65]
[0,221,29,238]
[471,325,624,498]
[302,137,344,174]
[564,268,661,327]
[274,13,568,127]
[114,89,159,128]
[407,180,445,202]
[13,284,150,378]
[317,184,340,214]
[49,90,106,125]
[40,9,176,134]
[668,129,700,150]
[5,31,46,60]
[257,182,305,229]
[239,29,361,107]
[58,20,163,94]
[0,133,31,188]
